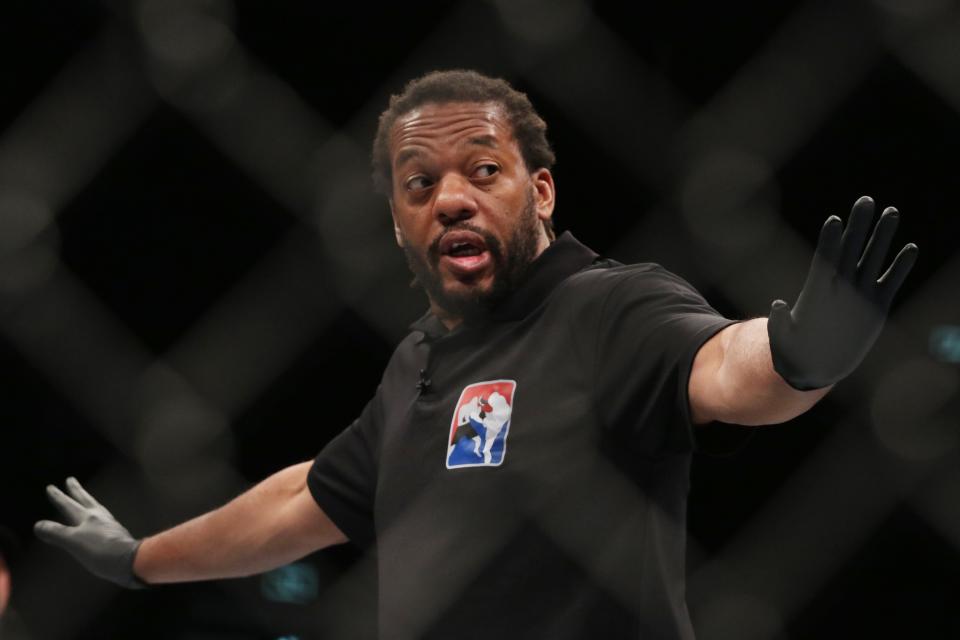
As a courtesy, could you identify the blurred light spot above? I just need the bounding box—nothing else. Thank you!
[0,192,53,254]
[136,395,229,463]
[492,0,588,46]
[138,0,236,70]
[0,552,10,616]
[929,325,960,363]
[680,149,780,253]
[137,0,244,111]
[134,365,234,482]
[261,563,319,605]
[696,592,784,640]
[0,193,60,292]
[871,358,959,461]
[314,145,395,294]
[871,0,951,19]
[0,243,59,293]
[133,366,241,504]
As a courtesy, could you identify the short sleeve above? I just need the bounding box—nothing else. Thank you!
[307,389,382,548]
[591,265,736,454]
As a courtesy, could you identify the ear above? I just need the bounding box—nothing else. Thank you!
[389,199,404,248]
[530,168,556,224]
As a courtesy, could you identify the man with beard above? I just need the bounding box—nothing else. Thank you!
[35,70,917,639]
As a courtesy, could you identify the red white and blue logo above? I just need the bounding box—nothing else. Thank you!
[446,379,516,469]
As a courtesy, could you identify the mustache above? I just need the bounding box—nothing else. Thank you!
[428,223,504,263]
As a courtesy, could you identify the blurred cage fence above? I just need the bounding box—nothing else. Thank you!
[0,0,958,638]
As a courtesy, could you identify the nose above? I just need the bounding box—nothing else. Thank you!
[432,173,478,225]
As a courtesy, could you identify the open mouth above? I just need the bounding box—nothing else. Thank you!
[447,242,484,257]
[438,230,492,277]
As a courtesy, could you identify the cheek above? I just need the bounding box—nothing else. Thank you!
[397,218,438,254]
[495,193,528,224]
[392,206,422,234]
[495,178,532,209]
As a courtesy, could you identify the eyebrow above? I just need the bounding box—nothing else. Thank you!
[466,135,498,149]
[393,135,500,169]
[394,148,422,169]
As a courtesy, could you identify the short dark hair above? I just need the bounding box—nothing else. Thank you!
[371,69,556,197]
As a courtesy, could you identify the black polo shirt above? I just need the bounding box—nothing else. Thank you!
[308,232,736,639]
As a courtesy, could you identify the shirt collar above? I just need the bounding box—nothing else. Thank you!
[410,231,600,340]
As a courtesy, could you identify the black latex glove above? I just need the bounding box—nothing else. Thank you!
[34,477,146,589]
[768,195,918,391]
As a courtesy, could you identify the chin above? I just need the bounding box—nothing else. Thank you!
[443,273,493,292]
[443,273,498,299]
[434,277,503,318]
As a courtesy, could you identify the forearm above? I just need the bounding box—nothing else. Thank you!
[710,318,831,426]
[134,462,346,584]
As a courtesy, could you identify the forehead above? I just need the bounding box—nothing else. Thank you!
[390,102,517,164]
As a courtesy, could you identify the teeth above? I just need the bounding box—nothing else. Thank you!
[445,238,484,257]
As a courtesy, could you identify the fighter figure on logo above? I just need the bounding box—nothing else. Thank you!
[447,391,512,466]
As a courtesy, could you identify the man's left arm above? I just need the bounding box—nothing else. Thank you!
[689,195,918,427]
[689,318,831,425]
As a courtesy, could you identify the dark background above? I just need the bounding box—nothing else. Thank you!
[1,1,958,638]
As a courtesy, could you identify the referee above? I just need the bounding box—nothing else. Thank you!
[36,70,917,639]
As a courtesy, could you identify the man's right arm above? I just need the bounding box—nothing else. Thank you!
[134,461,346,584]
[36,462,347,586]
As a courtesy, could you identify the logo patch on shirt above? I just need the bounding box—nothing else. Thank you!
[446,379,516,469]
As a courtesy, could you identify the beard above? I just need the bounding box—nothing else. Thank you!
[401,192,542,323]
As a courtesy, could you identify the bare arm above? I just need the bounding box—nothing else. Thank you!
[135,461,347,584]
[689,318,831,426]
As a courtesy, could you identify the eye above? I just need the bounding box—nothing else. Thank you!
[405,175,433,192]
[473,163,499,179]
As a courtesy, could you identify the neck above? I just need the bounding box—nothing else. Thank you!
[434,303,463,331]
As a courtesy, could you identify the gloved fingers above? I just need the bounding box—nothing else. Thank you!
[46,484,88,525]
[814,215,843,265]
[805,215,843,288]
[66,476,103,510]
[878,243,919,307]
[33,519,72,545]
[837,195,875,279]
[857,206,900,284]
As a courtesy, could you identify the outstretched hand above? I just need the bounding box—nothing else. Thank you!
[768,195,918,390]
[34,477,146,589]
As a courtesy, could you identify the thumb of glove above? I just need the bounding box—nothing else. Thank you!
[767,299,821,391]
[767,299,793,343]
